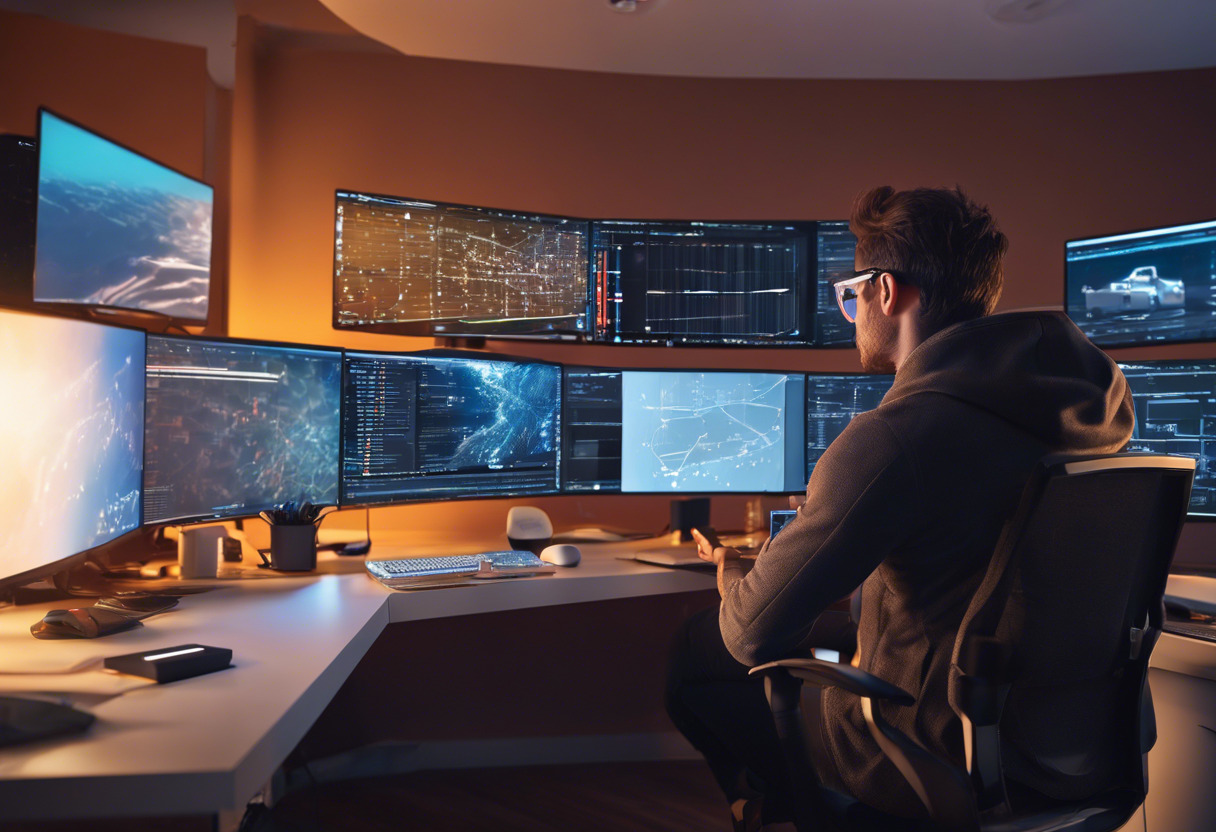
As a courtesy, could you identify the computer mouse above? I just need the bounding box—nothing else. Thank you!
[30,607,143,640]
[539,544,581,567]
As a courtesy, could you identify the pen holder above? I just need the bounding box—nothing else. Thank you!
[266,524,318,572]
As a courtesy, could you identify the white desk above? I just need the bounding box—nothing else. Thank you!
[0,544,715,823]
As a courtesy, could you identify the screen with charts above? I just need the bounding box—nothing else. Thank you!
[590,219,856,347]
[561,367,805,494]
[1066,219,1216,347]
[143,336,342,524]
[34,110,213,322]
[0,309,144,586]
[341,351,561,505]
[806,373,895,479]
[1118,360,1216,518]
[333,191,590,338]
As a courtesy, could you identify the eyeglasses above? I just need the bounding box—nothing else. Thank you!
[833,268,890,323]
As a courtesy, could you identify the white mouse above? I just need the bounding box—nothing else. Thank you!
[539,543,581,567]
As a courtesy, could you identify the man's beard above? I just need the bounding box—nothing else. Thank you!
[857,304,897,374]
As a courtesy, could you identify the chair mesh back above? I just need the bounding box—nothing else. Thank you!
[951,457,1191,802]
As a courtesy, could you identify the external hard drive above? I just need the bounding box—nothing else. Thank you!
[104,644,232,683]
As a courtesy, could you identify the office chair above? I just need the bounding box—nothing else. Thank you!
[750,453,1195,832]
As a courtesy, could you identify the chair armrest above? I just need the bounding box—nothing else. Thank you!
[750,657,915,705]
[753,658,978,831]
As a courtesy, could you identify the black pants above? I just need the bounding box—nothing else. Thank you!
[664,605,819,823]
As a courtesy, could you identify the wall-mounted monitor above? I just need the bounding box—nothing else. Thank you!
[143,336,342,524]
[1118,360,1216,518]
[1065,219,1216,347]
[333,191,590,339]
[561,366,805,494]
[0,308,144,591]
[805,373,894,480]
[0,133,37,308]
[33,110,214,323]
[341,350,561,505]
[590,220,855,347]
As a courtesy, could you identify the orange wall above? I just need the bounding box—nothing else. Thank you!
[228,20,1216,543]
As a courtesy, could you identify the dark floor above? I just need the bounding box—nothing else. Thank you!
[253,760,733,832]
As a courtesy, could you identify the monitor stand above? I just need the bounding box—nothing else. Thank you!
[0,696,94,748]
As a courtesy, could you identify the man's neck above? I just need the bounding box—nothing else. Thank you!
[892,315,934,373]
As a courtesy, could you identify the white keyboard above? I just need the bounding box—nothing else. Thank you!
[366,550,556,590]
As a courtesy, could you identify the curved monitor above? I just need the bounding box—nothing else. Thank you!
[341,350,562,505]
[1117,359,1216,519]
[142,335,343,524]
[1065,218,1216,347]
[34,109,213,323]
[0,308,144,590]
[561,366,807,494]
[333,191,590,339]
[589,219,856,347]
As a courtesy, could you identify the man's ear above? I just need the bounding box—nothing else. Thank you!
[878,272,901,317]
[879,273,920,317]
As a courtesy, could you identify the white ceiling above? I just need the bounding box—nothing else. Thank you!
[318,0,1216,80]
[3,0,1215,88]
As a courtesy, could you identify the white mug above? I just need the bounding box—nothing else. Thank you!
[178,526,227,579]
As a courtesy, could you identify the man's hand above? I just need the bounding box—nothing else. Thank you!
[788,495,805,510]
[690,527,742,567]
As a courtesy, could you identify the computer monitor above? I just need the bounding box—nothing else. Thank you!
[0,134,37,308]
[806,373,894,479]
[0,308,144,591]
[341,350,562,505]
[561,366,805,494]
[33,109,214,323]
[1065,219,1216,347]
[333,191,590,339]
[589,219,855,347]
[1117,360,1216,518]
[143,336,342,524]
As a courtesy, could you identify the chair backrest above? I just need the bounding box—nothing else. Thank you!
[949,453,1194,805]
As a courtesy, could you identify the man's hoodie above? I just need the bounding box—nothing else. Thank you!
[718,311,1134,817]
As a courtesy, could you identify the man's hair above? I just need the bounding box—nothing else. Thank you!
[849,186,1007,330]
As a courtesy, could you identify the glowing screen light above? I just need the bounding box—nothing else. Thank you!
[0,309,144,585]
[34,110,214,321]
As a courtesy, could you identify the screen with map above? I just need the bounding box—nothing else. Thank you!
[561,367,805,494]
[334,191,590,338]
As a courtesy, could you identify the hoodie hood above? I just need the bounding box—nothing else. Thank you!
[884,311,1133,452]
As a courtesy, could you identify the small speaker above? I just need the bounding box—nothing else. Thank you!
[506,506,553,554]
[670,497,710,543]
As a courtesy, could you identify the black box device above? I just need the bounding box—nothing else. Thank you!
[104,644,233,684]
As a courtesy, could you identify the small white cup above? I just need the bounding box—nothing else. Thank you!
[178,526,227,579]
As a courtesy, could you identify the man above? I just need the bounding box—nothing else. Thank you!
[666,186,1134,826]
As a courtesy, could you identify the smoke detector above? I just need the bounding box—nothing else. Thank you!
[985,0,1070,22]
[608,0,655,13]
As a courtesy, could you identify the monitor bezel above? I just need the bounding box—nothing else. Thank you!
[31,107,215,327]
[1063,217,1216,350]
[331,189,593,340]
[141,332,345,527]
[338,347,565,508]
[560,363,839,497]
[0,304,148,594]
[587,217,853,349]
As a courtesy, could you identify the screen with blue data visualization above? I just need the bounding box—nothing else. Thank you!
[34,110,213,321]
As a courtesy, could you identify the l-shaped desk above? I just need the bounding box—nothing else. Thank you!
[1,545,1214,830]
